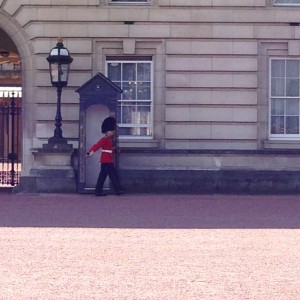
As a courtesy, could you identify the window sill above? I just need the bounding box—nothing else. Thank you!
[119,139,159,149]
[109,1,150,5]
[273,3,300,6]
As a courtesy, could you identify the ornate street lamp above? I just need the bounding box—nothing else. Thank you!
[46,38,73,146]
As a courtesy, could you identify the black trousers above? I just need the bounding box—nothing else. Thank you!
[95,163,121,194]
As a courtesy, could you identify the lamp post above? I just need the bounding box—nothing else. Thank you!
[46,38,73,147]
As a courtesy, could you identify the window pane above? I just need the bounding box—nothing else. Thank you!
[271,60,285,77]
[137,82,151,100]
[118,103,151,124]
[271,116,284,134]
[286,116,299,134]
[271,78,285,96]
[122,82,136,100]
[118,127,152,136]
[286,79,299,96]
[286,99,299,115]
[118,127,131,135]
[274,0,300,4]
[137,63,151,81]
[286,60,299,77]
[123,63,136,81]
[124,105,137,124]
[271,99,284,115]
[138,104,151,124]
[117,102,134,124]
[107,63,121,81]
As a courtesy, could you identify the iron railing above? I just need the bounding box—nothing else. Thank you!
[0,93,22,186]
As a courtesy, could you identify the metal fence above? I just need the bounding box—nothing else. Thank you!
[0,91,22,186]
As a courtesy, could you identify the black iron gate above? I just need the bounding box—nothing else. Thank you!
[0,93,22,186]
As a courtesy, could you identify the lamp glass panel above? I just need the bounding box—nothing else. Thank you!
[60,64,69,83]
[50,63,59,83]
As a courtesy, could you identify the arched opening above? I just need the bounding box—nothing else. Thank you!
[0,28,22,187]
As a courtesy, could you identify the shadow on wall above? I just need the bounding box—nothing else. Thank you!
[0,193,299,229]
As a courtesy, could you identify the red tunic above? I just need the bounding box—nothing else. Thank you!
[89,136,113,163]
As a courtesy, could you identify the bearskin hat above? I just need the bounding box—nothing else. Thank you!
[101,116,116,133]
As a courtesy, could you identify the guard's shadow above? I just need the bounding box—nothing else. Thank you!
[0,194,299,229]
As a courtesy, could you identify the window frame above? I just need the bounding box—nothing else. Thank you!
[269,57,300,140]
[106,58,154,140]
[273,0,300,6]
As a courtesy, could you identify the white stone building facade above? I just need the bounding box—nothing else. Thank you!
[1,0,300,193]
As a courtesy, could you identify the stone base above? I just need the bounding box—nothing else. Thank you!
[119,169,300,194]
[16,168,76,193]
[13,145,77,193]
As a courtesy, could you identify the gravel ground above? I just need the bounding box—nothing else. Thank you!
[0,193,299,300]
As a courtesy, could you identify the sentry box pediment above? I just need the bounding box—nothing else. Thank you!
[76,72,122,111]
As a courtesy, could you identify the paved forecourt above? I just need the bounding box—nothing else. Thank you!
[0,192,299,299]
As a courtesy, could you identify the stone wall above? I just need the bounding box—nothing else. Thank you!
[2,0,300,193]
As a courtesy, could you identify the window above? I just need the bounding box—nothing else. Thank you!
[106,58,153,138]
[269,59,300,139]
[274,0,300,5]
